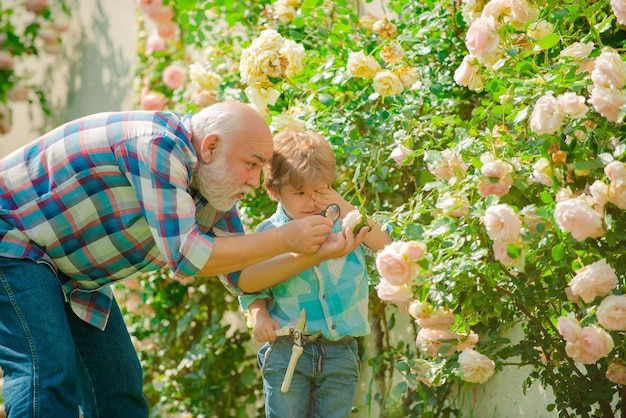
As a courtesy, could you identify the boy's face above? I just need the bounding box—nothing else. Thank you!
[277,180,330,220]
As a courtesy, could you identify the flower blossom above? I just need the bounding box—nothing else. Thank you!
[375,281,413,311]
[568,259,617,304]
[597,295,626,331]
[588,86,626,123]
[394,66,419,87]
[612,0,626,26]
[465,16,500,64]
[347,51,382,79]
[565,325,614,364]
[416,328,458,357]
[436,194,470,218]
[162,65,185,90]
[530,94,564,135]
[416,307,455,330]
[607,359,626,385]
[427,149,469,180]
[372,16,397,39]
[375,241,419,286]
[556,92,588,118]
[556,312,582,343]
[553,197,604,241]
[373,70,404,97]
[454,55,484,91]
[380,42,404,64]
[458,349,495,384]
[390,144,412,165]
[591,47,626,90]
[483,204,522,244]
[189,64,222,90]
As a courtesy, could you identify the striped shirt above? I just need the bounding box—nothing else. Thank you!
[239,204,371,341]
[0,111,243,330]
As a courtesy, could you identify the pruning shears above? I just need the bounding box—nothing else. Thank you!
[274,308,307,393]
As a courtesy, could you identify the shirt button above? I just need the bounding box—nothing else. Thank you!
[322,294,326,299]
[331,325,336,330]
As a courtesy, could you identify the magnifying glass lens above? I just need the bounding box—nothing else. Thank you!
[322,204,341,221]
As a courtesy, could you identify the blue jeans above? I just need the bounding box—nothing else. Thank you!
[258,337,361,418]
[0,257,148,417]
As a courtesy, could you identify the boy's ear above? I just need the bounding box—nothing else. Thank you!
[200,133,220,163]
[267,187,280,201]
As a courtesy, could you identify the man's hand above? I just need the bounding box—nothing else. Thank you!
[276,215,333,254]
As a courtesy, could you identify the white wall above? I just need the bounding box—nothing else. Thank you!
[0,0,137,158]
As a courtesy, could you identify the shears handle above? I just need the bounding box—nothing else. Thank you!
[281,344,304,393]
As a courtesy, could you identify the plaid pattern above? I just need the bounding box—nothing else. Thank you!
[0,111,243,330]
[239,204,371,341]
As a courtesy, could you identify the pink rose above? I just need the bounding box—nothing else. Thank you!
[26,0,48,14]
[416,307,455,330]
[408,300,431,319]
[481,160,512,178]
[565,326,614,364]
[591,47,626,89]
[436,194,470,217]
[530,94,564,135]
[605,161,626,182]
[402,241,427,261]
[140,91,167,110]
[483,204,522,244]
[146,31,167,54]
[457,349,495,383]
[477,175,513,197]
[162,65,186,90]
[156,21,178,40]
[136,0,163,14]
[375,281,413,311]
[376,243,417,285]
[456,331,479,352]
[553,198,604,242]
[0,50,15,70]
[589,86,626,123]
[569,259,617,304]
[597,295,626,331]
[556,312,582,343]
[612,0,626,25]
[454,55,483,91]
[608,180,626,209]
[148,5,175,23]
[607,359,626,385]
[556,92,588,118]
[465,17,500,62]
[415,328,458,357]
[390,144,412,165]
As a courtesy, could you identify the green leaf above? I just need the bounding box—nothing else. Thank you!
[551,243,565,261]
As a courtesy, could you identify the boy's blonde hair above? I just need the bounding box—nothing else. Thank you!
[264,128,336,197]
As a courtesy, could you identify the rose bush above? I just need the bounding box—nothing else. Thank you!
[119,0,626,416]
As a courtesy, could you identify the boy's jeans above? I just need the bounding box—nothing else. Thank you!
[258,337,361,418]
[0,257,148,417]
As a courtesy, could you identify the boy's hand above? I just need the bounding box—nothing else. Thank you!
[252,314,281,343]
[312,187,348,210]
[317,226,368,260]
[277,215,333,254]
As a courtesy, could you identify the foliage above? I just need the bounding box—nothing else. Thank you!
[126,0,626,417]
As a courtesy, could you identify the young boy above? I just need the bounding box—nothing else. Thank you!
[239,128,392,418]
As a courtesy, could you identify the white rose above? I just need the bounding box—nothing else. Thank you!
[560,42,594,59]
[530,94,564,135]
[556,92,588,118]
[589,86,626,123]
[347,50,382,79]
[569,259,617,304]
[553,198,604,242]
[458,349,496,384]
[483,204,522,244]
[373,70,404,97]
[280,39,305,76]
[597,295,626,331]
[454,55,484,91]
[591,47,626,89]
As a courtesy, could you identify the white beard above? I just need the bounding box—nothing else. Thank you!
[196,154,250,211]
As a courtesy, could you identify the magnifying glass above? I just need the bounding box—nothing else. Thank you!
[321,203,341,222]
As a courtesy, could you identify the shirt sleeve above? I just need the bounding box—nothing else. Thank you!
[115,133,215,279]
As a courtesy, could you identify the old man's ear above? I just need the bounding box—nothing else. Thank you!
[200,133,220,163]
